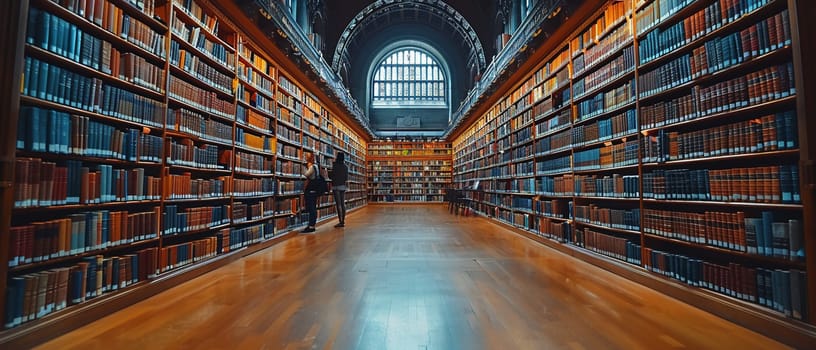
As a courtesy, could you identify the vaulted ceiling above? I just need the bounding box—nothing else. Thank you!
[324,0,498,69]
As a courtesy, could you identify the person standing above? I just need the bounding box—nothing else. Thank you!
[301,152,319,233]
[330,152,349,227]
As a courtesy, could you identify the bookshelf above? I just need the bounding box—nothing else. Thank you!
[366,142,452,203]
[0,0,370,344]
[452,0,814,345]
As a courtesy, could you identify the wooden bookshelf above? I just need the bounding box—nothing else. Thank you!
[451,0,816,346]
[366,141,452,203]
[0,0,371,345]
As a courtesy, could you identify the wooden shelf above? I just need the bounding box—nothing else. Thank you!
[642,198,803,209]
[643,233,807,268]
[573,220,641,236]
[12,199,161,214]
[166,130,234,149]
[642,149,800,168]
[639,0,786,70]
[15,150,163,168]
[8,238,160,274]
[164,196,231,204]
[25,44,165,101]
[170,36,234,75]
[169,64,233,99]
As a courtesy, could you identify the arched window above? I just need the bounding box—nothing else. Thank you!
[372,48,446,106]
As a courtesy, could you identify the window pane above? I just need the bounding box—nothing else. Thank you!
[372,48,448,103]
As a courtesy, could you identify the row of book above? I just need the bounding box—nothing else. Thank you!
[166,174,229,200]
[576,80,636,121]
[277,143,301,160]
[276,180,305,196]
[639,91,697,129]
[539,174,575,196]
[23,57,165,128]
[8,209,160,267]
[513,144,533,161]
[699,62,795,114]
[231,202,263,223]
[278,75,303,100]
[641,165,800,203]
[44,0,165,58]
[572,109,638,148]
[239,88,274,115]
[641,110,797,163]
[639,0,777,63]
[277,124,302,145]
[276,98,301,125]
[17,106,163,162]
[574,174,640,198]
[536,155,572,175]
[168,108,233,145]
[639,54,692,97]
[170,16,233,70]
[574,46,635,99]
[169,41,233,93]
[643,208,804,259]
[574,205,641,231]
[573,11,632,75]
[579,228,643,265]
[275,159,302,177]
[225,224,269,251]
[5,249,157,328]
[161,204,230,235]
[644,248,806,320]
[159,237,218,273]
[510,126,533,147]
[238,60,274,96]
[534,129,571,155]
[27,8,165,94]
[14,159,161,208]
[536,217,572,242]
[234,151,273,174]
[166,140,228,170]
[173,0,220,35]
[168,76,234,120]
[573,140,639,171]
[534,199,569,218]
[236,129,274,152]
[236,104,273,133]
[232,178,276,197]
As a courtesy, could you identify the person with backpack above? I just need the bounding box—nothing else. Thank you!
[301,152,324,233]
[330,152,349,227]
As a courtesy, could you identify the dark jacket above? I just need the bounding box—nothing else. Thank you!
[330,162,348,187]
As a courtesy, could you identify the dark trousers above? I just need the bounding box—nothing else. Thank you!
[305,192,318,227]
[333,190,346,222]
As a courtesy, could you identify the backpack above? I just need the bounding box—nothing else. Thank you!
[306,164,329,194]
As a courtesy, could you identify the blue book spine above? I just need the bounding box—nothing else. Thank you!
[760,211,773,256]
[61,111,70,154]
[48,109,58,153]
[102,211,110,248]
[111,258,120,290]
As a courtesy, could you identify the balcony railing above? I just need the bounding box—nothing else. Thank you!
[443,0,566,138]
[252,0,374,137]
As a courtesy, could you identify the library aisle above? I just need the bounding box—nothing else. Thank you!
[37,205,786,349]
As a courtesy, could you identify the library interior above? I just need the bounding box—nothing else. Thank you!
[0,0,814,348]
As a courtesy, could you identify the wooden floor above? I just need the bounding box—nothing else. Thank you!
[37,204,788,350]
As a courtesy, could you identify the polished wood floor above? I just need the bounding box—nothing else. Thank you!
[38,204,788,349]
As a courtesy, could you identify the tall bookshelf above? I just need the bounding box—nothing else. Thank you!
[332,117,368,211]
[367,142,452,203]
[0,0,369,345]
[452,0,814,345]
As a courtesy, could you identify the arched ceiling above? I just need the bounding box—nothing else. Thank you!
[325,0,496,74]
